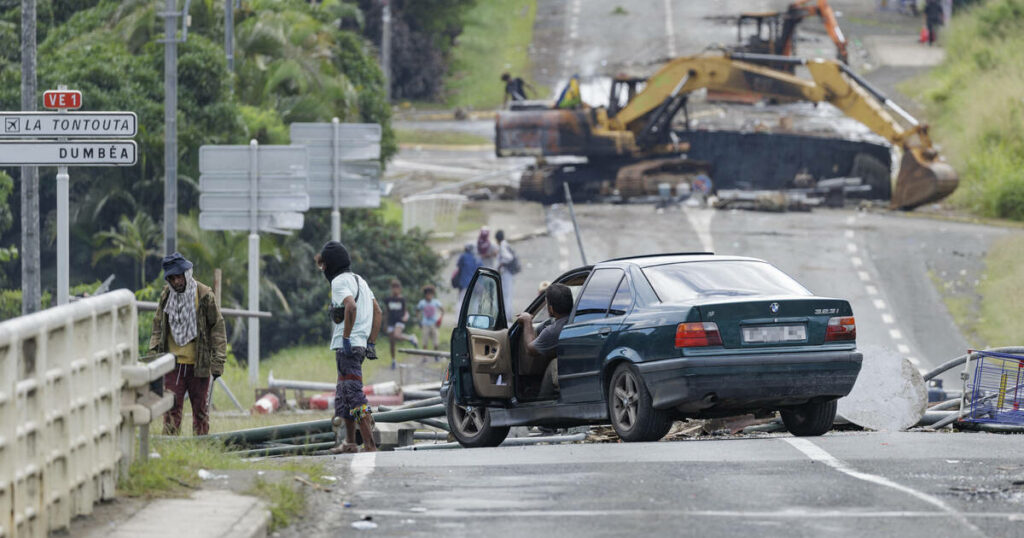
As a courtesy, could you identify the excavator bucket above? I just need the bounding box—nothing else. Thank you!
[891,149,959,210]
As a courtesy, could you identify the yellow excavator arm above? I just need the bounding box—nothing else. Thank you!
[607,53,957,209]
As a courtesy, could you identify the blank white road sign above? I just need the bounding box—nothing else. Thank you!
[198,211,304,233]
[0,112,137,137]
[199,194,309,212]
[199,145,308,175]
[0,140,137,165]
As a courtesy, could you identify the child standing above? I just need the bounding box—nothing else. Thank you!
[385,279,419,370]
[416,286,445,356]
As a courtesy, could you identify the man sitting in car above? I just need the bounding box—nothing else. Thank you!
[516,283,573,398]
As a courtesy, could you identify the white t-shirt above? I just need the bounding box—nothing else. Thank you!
[330,273,375,349]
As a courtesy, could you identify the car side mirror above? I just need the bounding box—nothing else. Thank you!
[467,314,493,330]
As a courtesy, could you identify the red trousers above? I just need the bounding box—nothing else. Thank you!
[163,363,212,436]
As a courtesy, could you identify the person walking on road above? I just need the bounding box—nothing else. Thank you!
[149,252,226,436]
[496,230,519,322]
[454,243,482,318]
[384,279,419,369]
[477,226,497,269]
[501,72,535,105]
[924,0,944,45]
[416,285,445,354]
[319,241,383,453]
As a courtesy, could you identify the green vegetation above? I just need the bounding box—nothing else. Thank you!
[395,128,492,146]
[119,438,324,530]
[446,0,541,108]
[905,0,1024,220]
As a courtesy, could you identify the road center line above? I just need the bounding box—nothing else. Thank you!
[857,271,870,282]
[873,298,887,310]
[683,207,715,253]
[350,452,376,488]
[663,0,677,57]
[783,438,984,535]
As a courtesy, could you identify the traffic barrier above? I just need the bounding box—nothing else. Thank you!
[0,290,139,537]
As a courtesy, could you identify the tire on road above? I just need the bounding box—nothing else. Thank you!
[446,390,510,448]
[607,363,673,442]
[780,399,838,437]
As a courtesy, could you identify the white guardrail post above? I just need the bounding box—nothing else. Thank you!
[0,290,173,538]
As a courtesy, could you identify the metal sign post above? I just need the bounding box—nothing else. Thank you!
[290,120,382,241]
[56,85,69,305]
[198,140,309,385]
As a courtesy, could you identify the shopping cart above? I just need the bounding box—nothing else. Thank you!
[961,350,1024,425]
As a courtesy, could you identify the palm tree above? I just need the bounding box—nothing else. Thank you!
[92,212,162,288]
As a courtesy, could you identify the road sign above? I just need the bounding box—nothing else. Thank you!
[290,122,382,212]
[0,112,137,137]
[43,89,82,110]
[198,142,310,233]
[0,140,137,165]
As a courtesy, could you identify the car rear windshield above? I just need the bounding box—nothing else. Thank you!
[642,261,811,302]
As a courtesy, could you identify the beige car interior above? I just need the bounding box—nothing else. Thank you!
[468,328,513,398]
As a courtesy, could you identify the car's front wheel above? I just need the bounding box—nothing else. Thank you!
[607,363,673,442]
[780,399,838,437]
[446,390,510,448]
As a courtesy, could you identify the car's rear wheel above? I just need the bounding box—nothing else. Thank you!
[446,390,510,448]
[607,363,673,442]
[781,399,838,437]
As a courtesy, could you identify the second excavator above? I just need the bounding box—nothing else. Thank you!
[496,52,957,210]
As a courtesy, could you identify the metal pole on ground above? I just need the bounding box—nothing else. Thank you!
[331,117,341,241]
[20,0,41,314]
[563,182,587,265]
[56,86,69,305]
[162,0,179,255]
[247,139,260,386]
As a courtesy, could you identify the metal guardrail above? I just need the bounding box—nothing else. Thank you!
[122,353,176,464]
[0,290,138,537]
[135,300,271,319]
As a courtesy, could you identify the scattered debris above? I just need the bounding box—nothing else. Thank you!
[197,469,228,481]
[352,516,378,530]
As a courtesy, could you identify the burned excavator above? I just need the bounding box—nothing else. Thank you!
[495,52,957,210]
[729,0,849,65]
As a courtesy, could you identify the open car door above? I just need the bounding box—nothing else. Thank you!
[452,268,514,403]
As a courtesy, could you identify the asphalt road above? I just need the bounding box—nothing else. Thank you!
[283,3,1022,537]
[285,432,1024,537]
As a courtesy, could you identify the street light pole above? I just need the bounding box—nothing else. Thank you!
[381,0,391,102]
[163,0,179,256]
[20,0,40,314]
[225,0,234,72]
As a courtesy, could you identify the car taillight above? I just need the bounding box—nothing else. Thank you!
[676,322,723,348]
[825,316,856,341]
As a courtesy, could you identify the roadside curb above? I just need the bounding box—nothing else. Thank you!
[399,143,495,152]
[85,490,270,538]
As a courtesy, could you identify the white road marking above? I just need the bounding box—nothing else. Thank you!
[663,0,677,57]
[845,230,855,239]
[865,285,878,296]
[363,508,1021,521]
[908,357,921,365]
[890,329,904,340]
[873,299,887,310]
[847,243,858,253]
[846,215,856,225]
[783,438,984,535]
[898,344,911,354]
[851,256,863,267]
[350,452,376,488]
[857,271,871,282]
[881,313,894,324]
[683,207,715,253]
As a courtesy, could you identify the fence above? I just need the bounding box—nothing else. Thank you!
[0,290,168,538]
[402,193,468,237]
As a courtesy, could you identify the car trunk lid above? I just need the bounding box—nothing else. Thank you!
[693,296,852,348]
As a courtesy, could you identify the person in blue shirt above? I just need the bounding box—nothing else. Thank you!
[416,285,445,355]
[454,243,482,317]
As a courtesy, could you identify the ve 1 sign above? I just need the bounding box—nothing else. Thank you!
[43,89,83,110]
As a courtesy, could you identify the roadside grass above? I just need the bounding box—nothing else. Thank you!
[446,0,544,109]
[901,0,1024,220]
[120,438,324,530]
[378,198,403,227]
[395,128,492,146]
[455,204,487,235]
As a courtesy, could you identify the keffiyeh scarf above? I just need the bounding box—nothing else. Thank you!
[166,269,198,347]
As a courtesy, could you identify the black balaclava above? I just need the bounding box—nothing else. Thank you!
[320,241,351,283]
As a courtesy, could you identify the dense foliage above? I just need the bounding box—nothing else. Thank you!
[0,0,444,359]
[912,0,1024,219]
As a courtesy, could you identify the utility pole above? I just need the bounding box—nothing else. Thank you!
[381,0,391,101]
[20,0,40,314]
[162,0,180,255]
[224,0,234,72]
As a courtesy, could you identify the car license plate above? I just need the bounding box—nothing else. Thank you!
[742,324,806,343]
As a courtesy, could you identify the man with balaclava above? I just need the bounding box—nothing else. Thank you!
[149,252,227,436]
[318,241,383,453]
